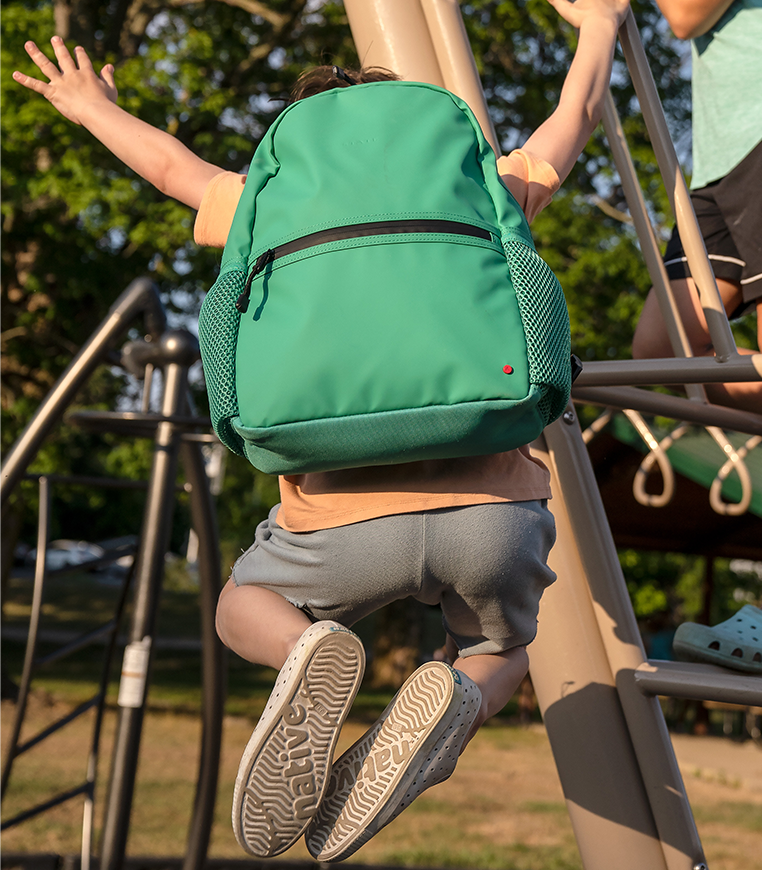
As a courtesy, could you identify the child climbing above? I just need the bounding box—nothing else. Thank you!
[632,0,762,414]
[14,0,630,860]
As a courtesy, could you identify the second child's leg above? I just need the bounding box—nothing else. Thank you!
[633,277,762,414]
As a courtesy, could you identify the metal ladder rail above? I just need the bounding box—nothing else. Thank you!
[519,6,760,866]
[0,281,225,870]
[0,278,166,507]
[570,8,762,715]
[634,660,762,707]
[70,398,227,870]
[618,11,737,365]
[0,476,138,798]
[575,10,762,392]
[1,475,137,870]
[72,335,224,870]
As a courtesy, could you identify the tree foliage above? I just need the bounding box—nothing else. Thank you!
[2,0,356,435]
[2,0,356,550]
[2,0,698,581]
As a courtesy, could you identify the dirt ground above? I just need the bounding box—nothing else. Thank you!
[2,695,761,869]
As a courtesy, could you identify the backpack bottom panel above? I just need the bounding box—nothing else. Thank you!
[231,393,546,474]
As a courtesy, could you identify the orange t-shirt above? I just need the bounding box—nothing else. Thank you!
[195,149,560,531]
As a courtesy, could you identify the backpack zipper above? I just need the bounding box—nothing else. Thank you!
[234,219,493,313]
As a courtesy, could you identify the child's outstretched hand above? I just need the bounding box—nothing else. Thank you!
[13,36,117,126]
[546,0,630,30]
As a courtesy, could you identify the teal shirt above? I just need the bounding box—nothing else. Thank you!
[690,0,762,188]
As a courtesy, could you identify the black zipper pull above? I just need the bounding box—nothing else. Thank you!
[235,249,275,313]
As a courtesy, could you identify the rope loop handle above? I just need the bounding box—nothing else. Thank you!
[624,410,688,508]
[707,428,759,516]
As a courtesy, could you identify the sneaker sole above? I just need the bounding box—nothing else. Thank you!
[307,661,461,862]
[232,625,365,857]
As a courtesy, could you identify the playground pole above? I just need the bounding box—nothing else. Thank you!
[99,332,199,870]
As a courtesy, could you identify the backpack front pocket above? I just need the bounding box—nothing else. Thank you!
[234,231,531,430]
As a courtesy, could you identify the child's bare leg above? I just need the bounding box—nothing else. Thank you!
[444,635,529,748]
[219,577,366,858]
[633,276,742,359]
[633,278,762,414]
[216,577,312,669]
[455,646,530,747]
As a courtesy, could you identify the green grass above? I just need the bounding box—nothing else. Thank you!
[518,800,569,815]
[1,570,415,721]
[379,842,582,870]
[693,802,762,833]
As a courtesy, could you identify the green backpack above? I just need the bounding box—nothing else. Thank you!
[198,81,571,475]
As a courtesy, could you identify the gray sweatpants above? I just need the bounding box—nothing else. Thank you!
[232,501,556,656]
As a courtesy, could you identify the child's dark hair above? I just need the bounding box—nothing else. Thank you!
[290,65,399,102]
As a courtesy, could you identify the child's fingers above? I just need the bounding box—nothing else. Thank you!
[23,40,61,80]
[100,63,116,92]
[73,45,95,73]
[50,35,78,73]
[546,0,583,28]
[11,70,50,96]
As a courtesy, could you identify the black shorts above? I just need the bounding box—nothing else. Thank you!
[663,140,762,318]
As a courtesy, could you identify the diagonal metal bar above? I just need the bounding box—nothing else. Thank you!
[14,697,100,757]
[34,622,118,667]
[599,92,707,404]
[1,477,51,799]
[0,783,90,831]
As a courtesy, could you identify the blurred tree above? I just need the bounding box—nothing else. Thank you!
[1,0,691,444]
[1,0,356,557]
[3,0,706,685]
[2,0,355,438]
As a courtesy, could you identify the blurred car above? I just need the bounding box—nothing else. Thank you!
[25,539,105,571]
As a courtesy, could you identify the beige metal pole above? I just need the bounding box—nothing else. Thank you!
[541,414,706,870]
[419,0,500,151]
[528,434,672,870]
[343,0,445,86]
[600,93,707,404]
[576,353,762,387]
[574,383,762,436]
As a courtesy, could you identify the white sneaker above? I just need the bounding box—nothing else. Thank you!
[306,660,481,862]
[232,620,365,857]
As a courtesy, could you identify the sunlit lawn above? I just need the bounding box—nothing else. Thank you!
[3,695,761,870]
[2,570,761,869]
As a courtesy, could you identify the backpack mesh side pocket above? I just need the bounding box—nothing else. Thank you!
[198,268,247,455]
[503,239,571,425]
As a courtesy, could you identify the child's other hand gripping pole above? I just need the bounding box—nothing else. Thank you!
[524,0,631,185]
[13,37,223,209]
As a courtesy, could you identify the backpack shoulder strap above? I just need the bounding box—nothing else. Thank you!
[219,107,294,270]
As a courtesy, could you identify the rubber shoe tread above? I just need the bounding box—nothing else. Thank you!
[232,621,365,857]
[306,661,480,862]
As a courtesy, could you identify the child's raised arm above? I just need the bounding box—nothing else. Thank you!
[654,0,736,39]
[521,0,630,186]
[13,37,223,209]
